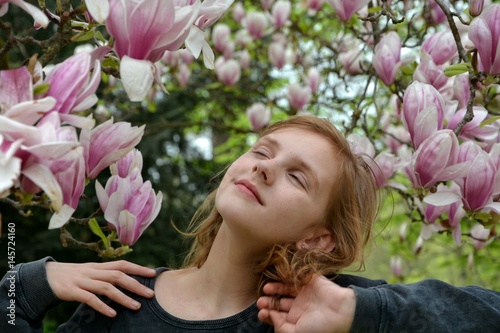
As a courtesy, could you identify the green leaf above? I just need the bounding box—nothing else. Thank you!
[33,83,50,95]
[443,63,470,77]
[72,30,95,42]
[89,218,109,249]
[480,116,500,127]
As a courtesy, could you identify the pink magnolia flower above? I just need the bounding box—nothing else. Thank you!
[43,52,101,118]
[402,81,445,149]
[305,67,322,93]
[0,0,49,28]
[390,256,403,278]
[409,130,469,189]
[457,151,498,212]
[469,4,500,75]
[326,0,370,22]
[244,11,269,40]
[470,223,490,249]
[212,23,231,53]
[469,0,485,17]
[81,119,145,179]
[106,0,201,101]
[96,171,162,246]
[232,2,245,23]
[421,30,457,65]
[246,103,272,131]
[429,0,446,25]
[372,31,403,86]
[287,83,311,110]
[447,106,498,143]
[413,51,450,93]
[175,63,192,87]
[271,0,291,29]
[269,42,286,69]
[306,0,325,13]
[215,58,241,86]
[110,149,143,179]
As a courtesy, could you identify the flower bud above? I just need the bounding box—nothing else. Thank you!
[469,0,484,17]
[469,4,500,75]
[246,103,272,131]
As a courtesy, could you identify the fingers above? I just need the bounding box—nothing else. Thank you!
[257,296,294,312]
[262,282,297,297]
[89,268,155,299]
[88,260,157,278]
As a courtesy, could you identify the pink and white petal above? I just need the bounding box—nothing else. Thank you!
[117,210,139,245]
[185,26,205,59]
[95,180,110,211]
[10,0,49,28]
[3,97,56,125]
[424,190,462,206]
[202,40,215,69]
[120,56,155,102]
[59,113,95,129]
[85,0,110,23]
[0,115,42,146]
[48,204,75,229]
[0,154,21,198]
[22,163,63,211]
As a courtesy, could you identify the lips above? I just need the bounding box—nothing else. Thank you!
[235,179,264,205]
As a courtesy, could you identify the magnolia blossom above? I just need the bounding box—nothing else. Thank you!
[402,81,445,149]
[413,51,450,93]
[326,0,370,22]
[106,0,201,101]
[268,42,286,69]
[469,4,500,75]
[81,119,145,179]
[244,11,268,40]
[390,256,403,278]
[175,63,192,87]
[305,67,322,93]
[429,0,446,24]
[470,223,490,249]
[271,0,291,29]
[215,58,241,86]
[453,74,470,108]
[0,0,49,28]
[246,103,272,131]
[372,32,403,86]
[421,30,457,65]
[469,0,485,17]
[43,52,101,121]
[212,23,231,53]
[447,106,498,143]
[408,130,468,189]
[232,2,245,23]
[457,151,499,212]
[110,149,143,179]
[287,83,311,110]
[96,169,162,246]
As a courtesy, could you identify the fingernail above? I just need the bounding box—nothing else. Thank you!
[131,301,141,309]
[108,308,116,317]
[145,288,154,296]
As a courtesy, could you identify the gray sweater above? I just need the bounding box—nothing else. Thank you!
[1,257,499,332]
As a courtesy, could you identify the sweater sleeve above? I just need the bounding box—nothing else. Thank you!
[0,257,61,333]
[349,279,500,333]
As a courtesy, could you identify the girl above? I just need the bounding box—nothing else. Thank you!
[3,116,498,332]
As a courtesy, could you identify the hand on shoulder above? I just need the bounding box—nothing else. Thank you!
[46,260,156,317]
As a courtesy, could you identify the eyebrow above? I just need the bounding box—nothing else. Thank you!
[259,136,320,190]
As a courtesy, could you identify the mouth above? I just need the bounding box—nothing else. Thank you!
[235,180,264,205]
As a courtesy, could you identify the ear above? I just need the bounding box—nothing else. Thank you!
[296,227,336,252]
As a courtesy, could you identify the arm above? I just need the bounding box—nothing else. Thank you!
[351,279,500,333]
[257,275,500,333]
[1,257,59,333]
[1,257,157,333]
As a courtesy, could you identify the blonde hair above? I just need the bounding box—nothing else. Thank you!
[181,116,379,292]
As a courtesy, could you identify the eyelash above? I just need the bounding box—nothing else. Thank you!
[289,173,305,188]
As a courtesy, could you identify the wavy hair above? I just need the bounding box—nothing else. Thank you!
[181,116,379,292]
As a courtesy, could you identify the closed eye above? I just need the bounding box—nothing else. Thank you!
[289,173,305,188]
[252,149,269,158]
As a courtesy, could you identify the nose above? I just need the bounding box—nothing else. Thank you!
[252,160,274,183]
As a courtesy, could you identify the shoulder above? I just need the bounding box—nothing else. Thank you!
[332,273,388,288]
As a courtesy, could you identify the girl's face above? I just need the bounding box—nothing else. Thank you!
[216,128,339,248]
